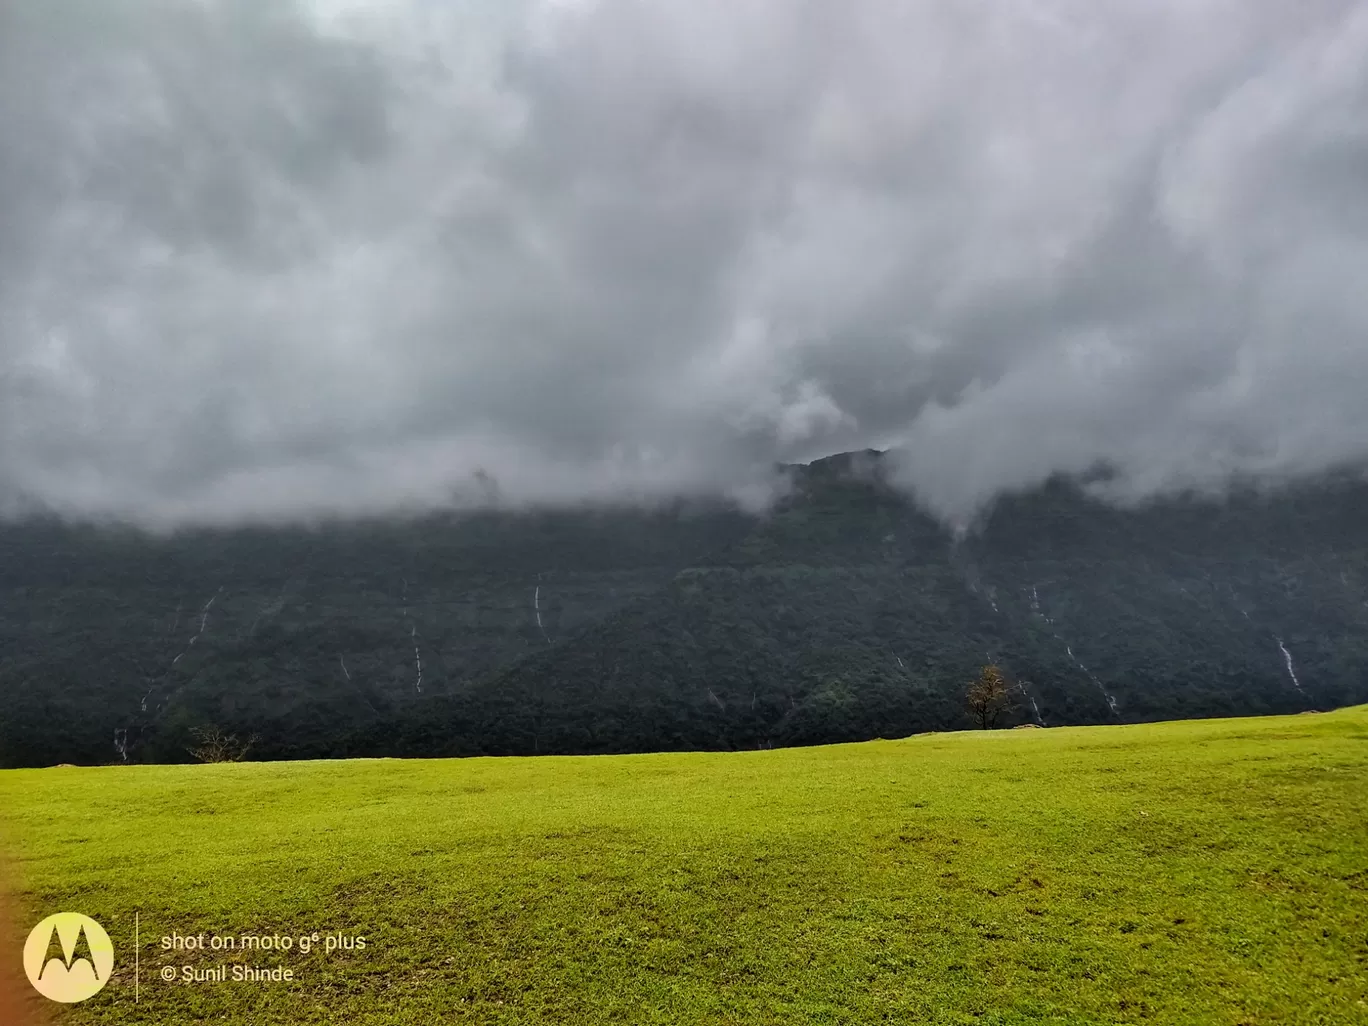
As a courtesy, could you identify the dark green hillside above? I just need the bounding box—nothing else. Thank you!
[393,456,1368,757]
[2,451,1368,766]
[0,502,753,766]
[963,474,1368,722]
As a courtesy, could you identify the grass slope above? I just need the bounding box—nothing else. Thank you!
[2,708,1367,1025]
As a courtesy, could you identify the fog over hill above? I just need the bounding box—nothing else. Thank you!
[3,0,1368,528]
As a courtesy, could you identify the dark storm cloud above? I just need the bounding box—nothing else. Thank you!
[2,0,1366,527]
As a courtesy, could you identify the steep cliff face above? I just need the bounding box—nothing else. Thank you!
[431,457,1368,756]
[0,503,755,765]
[2,454,1367,766]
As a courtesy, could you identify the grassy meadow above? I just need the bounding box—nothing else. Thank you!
[2,708,1367,1025]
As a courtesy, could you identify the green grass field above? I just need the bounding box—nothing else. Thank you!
[3,709,1367,1025]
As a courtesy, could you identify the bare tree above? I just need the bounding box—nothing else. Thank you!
[187,726,258,763]
[966,664,1011,729]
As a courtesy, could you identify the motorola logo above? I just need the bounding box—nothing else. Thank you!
[23,912,115,1003]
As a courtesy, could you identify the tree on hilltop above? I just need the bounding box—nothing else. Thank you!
[187,725,258,763]
[967,665,1010,729]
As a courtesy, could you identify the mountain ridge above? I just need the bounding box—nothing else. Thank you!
[2,451,1366,766]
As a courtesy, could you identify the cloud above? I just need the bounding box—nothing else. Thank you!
[2,0,1366,526]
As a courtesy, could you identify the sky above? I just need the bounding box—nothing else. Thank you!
[2,0,1366,527]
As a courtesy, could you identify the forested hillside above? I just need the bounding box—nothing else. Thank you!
[3,451,1367,766]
